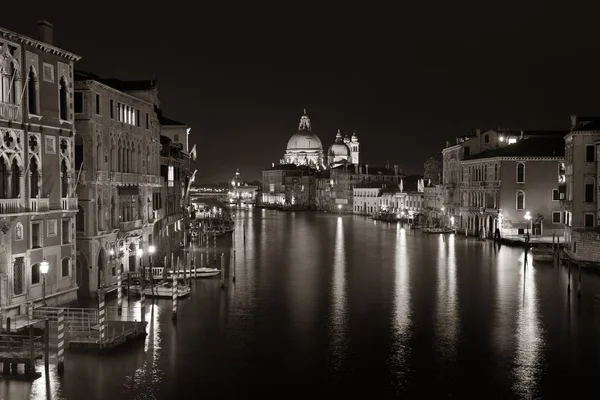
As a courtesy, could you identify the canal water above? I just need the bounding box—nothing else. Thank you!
[3,209,600,399]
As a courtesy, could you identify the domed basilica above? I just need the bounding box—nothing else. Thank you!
[281,110,359,169]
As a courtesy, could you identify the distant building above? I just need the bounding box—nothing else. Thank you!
[261,164,317,208]
[459,134,565,238]
[0,22,81,310]
[228,169,258,205]
[562,115,600,263]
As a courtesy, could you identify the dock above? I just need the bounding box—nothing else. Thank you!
[0,333,43,379]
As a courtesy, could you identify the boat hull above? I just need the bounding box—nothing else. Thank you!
[128,284,191,298]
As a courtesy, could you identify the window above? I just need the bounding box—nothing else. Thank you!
[45,135,56,154]
[174,134,179,142]
[145,113,149,129]
[516,191,525,210]
[585,145,595,163]
[136,109,140,126]
[516,162,525,183]
[59,77,68,120]
[110,99,114,119]
[61,258,70,277]
[31,263,41,285]
[27,67,39,115]
[463,147,470,157]
[95,94,101,115]
[552,211,561,224]
[62,219,70,244]
[31,222,41,248]
[47,219,57,236]
[74,92,83,113]
[484,134,489,143]
[585,178,594,203]
[552,189,560,201]
[584,213,595,228]
[13,257,24,296]
[76,205,85,232]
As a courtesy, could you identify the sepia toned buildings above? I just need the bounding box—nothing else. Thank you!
[0,22,80,313]
[73,71,163,296]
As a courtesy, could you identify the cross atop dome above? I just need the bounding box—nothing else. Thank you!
[335,129,342,140]
[298,109,312,132]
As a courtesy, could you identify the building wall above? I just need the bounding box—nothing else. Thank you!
[74,80,162,295]
[498,158,563,236]
[0,28,79,313]
[569,230,600,263]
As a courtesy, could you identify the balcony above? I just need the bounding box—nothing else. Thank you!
[61,197,78,210]
[0,102,20,120]
[30,198,49,212]
[0,199,23,214]
[120,219,142,232]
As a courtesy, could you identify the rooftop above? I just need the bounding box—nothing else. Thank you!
[464,136,565,160]
[75,70,156,91]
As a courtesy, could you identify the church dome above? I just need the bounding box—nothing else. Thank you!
[351,131,358,142]
[286,111,323,152]
[328,129,350,157]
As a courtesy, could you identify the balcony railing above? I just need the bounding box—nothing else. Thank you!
[0,102,19,120]
[0,199,23,214]
[30,198,49,212]
[61,197,78,210]
[120,219,142,231]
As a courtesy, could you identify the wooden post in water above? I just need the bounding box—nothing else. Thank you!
[127,271,131,303]
[44,319,49,372]
[172,256,178,321]
[220,252,225,289]
[567,261,571,293]
[232,233,236,283]
[213,231,217,266]
[117,266,122,315]
[98,290,106,343]
[27,323,34,376]
[183,251,188,285]
[578,263,582,297]
[3,318,10,374]
[140,271,146,324]
[57,308,65,375]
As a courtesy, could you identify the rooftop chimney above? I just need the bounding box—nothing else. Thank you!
[394,165,399,176]
[520,130,524,139]
[365,164,369,176]
[570,115,578,130]
[354,164,358,174]
[476,128,481,136]
[445,140,450,148]
[38,21,54,45]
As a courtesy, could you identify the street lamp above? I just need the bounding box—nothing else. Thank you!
[524,211,531,236]
[40,258,49,306]
[148,245,156,296]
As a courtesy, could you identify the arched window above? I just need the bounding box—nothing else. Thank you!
[11,158,20,198]
[60,159,68,197]
[59,77,68,120]
[0,157,7,198]
[584,177,595,203]
[61,257,70,277]
[516,191,525,210]
[76,205,85,232]
[75,133,83,170]
[27,67,38,115]
[516,162,525,183]
[1,62,17,103]
[29,157,39,198]
[31,262,41,284]
[97,198,103,231]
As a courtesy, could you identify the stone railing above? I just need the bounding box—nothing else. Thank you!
[61,197,78,210]
[30,198,50,212]
[0,198,23,214]
[0,101,20,120]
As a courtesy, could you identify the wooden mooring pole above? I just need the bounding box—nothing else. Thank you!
[578,263,582,297]
[99,290,106,343]
[140,271,146,324]
[117,266,122,315]
[213,231,217,266]
[567,261,571,293]
[27,323,35,375]
[3,317,10,374]
[57,308,65,375]
[220,252,225,289]
[172,257,178,321]
[44,319,49,372]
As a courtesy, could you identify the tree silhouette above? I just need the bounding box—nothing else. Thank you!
[423,157,442,185]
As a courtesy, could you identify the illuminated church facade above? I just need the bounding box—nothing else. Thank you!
[281,110,359,169]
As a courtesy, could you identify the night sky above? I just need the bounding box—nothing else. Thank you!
[5,1,600,182]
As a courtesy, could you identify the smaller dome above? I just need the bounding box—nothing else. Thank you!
[351,131,358,142]
[328,129,350,157]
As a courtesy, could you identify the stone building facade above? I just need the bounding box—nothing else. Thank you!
[0,22,80,312]
[73,71,162,296]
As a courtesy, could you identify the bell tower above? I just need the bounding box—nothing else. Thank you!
[350,131,360,164]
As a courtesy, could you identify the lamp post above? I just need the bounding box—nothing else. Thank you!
[148,245,156,297]
[524,211,531,236]
[40,258,49,306]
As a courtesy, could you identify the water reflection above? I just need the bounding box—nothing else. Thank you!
[389,227,411,390]
[329,217,348,368]
[513,252,544,398]
[436,234,459,359]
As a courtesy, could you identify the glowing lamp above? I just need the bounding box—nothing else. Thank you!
[136,249,143,257]
[149,245,156,254]
[40,258,49,275]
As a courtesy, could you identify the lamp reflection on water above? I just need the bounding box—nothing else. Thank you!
[436,234,459,358]
[389,226,411,389]
[329,216,348,367]
[513,252,544,398]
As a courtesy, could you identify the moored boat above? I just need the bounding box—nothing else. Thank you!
[531,246,555,262]
[168,267,221,278]
[128,281,191,298]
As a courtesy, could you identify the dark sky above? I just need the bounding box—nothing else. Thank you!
[5,1,600,182]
